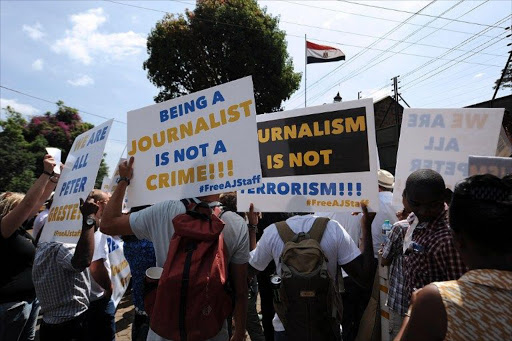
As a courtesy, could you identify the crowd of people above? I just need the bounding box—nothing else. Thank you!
[0,154,511,341]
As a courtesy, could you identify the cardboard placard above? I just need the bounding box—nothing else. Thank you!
[40,120,113,243]
[468,155,512,178]
[392,108,504,206]
[237,99,380,212]
[126,77,261,207]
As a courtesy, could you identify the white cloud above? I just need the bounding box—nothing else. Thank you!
[52,7,146,65]
[474,73,485,78]
[67,75,94,87]
[0,98,39,116]
[22,22,45,40]
[32,59,44,71]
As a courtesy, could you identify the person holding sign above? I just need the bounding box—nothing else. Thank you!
[249,204,376,341]
[0,155,59,341]
[397,174,512,341]
[101,157,249,341]
[33,198,98,341]
[401,169,467,311]
[86,190,116,341]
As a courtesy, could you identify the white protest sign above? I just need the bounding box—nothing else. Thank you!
[40,120,113,243]
[496,126,512,157]
[468,155,512,178]
[101,176,111,193]
[46,147,61,174]
[237,99,380,212]
[107,236,131,307]
[392,108,504,206]
[127,77,261,207]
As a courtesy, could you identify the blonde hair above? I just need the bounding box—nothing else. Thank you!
[0,192,25,217]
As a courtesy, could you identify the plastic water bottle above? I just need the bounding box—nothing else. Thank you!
[381,220,393,242]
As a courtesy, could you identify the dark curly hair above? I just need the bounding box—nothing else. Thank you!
[450,174,512,254]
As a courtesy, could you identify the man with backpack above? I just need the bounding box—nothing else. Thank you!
[101,157,249,341]
[249,206,376,341]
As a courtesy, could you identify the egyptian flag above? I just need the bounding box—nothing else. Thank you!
[306,41,345,64]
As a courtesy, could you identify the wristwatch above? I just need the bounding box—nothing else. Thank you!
[117,177,131,185]
[85,216,96,228]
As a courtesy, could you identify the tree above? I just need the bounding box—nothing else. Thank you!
[494,62,512,90]
[95,155,109,189]
[143,0,301,114]
[0,103,109,192]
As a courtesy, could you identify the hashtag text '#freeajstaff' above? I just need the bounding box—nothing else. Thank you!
[199,175,261,193]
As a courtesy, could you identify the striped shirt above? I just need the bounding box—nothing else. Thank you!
[381,219,409,315]
[33,242,91,324]
[433,269,512,340]
[403,208,466,304]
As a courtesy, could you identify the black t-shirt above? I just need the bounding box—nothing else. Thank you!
[0,218,37,303]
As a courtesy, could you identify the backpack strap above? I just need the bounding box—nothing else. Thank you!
[180,198,195,210]
[308,217,330,243]
[275,221,296,243]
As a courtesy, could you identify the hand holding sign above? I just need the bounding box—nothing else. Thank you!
[79,197,99,222]
[45,147,62,174]
[119,157,134,181]
[43,154,56,174]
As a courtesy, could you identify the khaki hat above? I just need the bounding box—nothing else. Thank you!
[378,169,394,189]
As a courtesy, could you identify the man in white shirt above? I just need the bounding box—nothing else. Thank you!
[101,157,249,341]
[86,190,116,341]
[249,205,375,341]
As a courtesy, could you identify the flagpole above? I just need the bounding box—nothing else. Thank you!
[305,34,307,108]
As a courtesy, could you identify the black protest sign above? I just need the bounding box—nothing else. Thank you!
[257,107,370,177]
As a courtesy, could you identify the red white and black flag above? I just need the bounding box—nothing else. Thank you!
[306,41,345,64]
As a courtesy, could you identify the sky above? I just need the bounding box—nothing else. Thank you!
[1,0,511,173]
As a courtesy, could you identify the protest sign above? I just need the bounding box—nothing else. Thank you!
[101,176,111,193]
[392,108,504,206]
[107,236,131,307]
[469,155,512,178]
[496,126,512,157]
[45,147,61,174]
[126,77,261,207]
[237,99,380,212]
[39,120,113,243]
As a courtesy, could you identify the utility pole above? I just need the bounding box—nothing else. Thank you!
[358,91,362,100]
[491,49,512,108]
[391,76,401,153]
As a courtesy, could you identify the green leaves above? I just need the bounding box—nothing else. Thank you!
[143,0,301,114]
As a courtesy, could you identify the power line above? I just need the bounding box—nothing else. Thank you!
[105,0,505,106]
[297,1,501,106]
[0,85,127,125]
[281,18,502,58]
[287,0,439,105]
[304,0,466,104]
[286,1,504,106]
[285,1,499,39]
[341,0,507,29]
[402,31,509,91]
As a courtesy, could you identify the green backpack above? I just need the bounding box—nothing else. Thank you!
[274,217,343,341]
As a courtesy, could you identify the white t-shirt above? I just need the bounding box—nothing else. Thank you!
[129,199,250,341]
[33,209,49,240]
[371,191,398,258]
[90,230,110,301]
[314,212,362,277]
[249,215,361,331]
